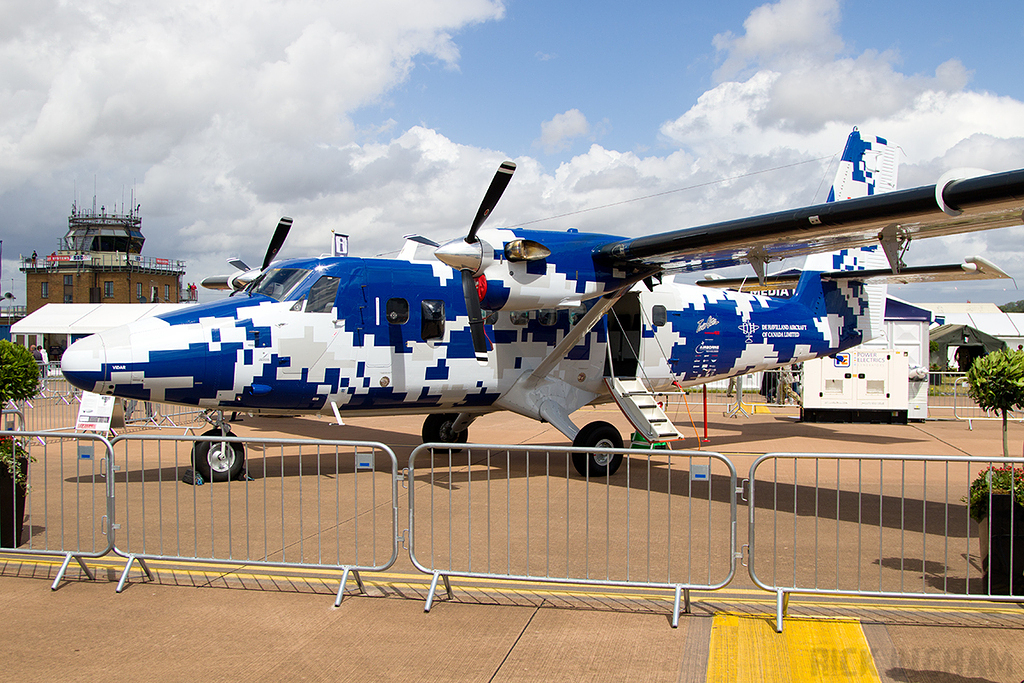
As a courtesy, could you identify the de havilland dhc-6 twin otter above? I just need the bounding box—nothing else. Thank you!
[61,130,1024,481]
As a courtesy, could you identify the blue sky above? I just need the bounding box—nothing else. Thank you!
[360,0,1024,164]
[2,0,1024,306]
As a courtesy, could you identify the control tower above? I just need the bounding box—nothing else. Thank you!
[19,198,190,318]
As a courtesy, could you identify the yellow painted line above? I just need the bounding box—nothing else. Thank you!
[707,613,881,682]
[5,555,1024,616]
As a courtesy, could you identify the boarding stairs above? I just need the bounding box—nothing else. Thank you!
[605,377,683,443]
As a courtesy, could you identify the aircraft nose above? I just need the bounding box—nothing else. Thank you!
[61,333,107,393]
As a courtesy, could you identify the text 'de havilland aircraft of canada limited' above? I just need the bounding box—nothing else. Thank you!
[61,129,1024,480]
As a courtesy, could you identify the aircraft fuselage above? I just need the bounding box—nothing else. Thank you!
[61,249,866,428]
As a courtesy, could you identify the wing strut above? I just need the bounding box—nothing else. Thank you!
[747,246,770,285]
[877,224,910,274]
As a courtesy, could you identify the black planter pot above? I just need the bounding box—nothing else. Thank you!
[0,457,28,548]
[981,494,1024,595]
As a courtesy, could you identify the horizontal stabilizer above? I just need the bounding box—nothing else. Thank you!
[696,257,1010,292]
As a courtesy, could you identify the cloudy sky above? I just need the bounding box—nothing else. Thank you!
[3,0,1024,306]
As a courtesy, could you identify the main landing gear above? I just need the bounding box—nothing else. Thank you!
[571,421,624,477]
[421,413,469,448]
[418,413,625,478]
[192,411,245,482]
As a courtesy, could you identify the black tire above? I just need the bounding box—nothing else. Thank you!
[421,413,469,451]
[192,429,245,483]
[571,421,623,477]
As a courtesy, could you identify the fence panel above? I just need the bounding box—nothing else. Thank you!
[408,443,738,626]
[0,429,115,588]
[748,452,1024,631]
[108,434,399,604]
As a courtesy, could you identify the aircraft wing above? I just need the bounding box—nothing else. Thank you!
[595,169,1024,274]
[695,257,1012,293]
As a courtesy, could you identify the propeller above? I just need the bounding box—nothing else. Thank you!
[467,161,516,244]
[201,216,294,291]
[262,217,293,271]
[434,161,517,363]
[462,270,489,363]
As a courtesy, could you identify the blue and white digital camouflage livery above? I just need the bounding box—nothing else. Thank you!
[61,130,1024,479]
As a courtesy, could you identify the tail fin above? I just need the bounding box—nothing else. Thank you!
[804,129,900,343]
[826,128,899,202]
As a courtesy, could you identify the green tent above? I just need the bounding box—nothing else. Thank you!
[929,324,1006,371]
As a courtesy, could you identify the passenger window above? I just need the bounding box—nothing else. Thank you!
[421,300,445,340]
[510,311,529,326]
[569,305,587,326]
[652,305,667,327]
[386,298,409,324]
[305,276,340,313]
[483,310,499,325]
[538,309,558,326]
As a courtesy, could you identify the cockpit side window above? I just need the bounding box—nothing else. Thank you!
[247,268,311,301]
[305,276,340,313]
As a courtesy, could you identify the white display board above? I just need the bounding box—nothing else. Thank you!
[76,391,116,433]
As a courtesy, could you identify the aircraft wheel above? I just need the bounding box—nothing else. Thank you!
[571,421,623,477]
[421,413,469,450]
[193,429,245,483]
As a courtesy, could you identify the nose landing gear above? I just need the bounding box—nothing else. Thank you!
[192,411,246,482]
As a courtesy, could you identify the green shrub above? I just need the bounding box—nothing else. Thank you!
[0,340,40,405]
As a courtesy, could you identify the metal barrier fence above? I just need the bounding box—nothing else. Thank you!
[121,400,204,431]
[950,376,1024,424]
[107,434,400,604]
[407,443,738,627]
[2,408,27,433]
[0,430,115,589]
[8,425,1024,631]
[747,453,1024,631]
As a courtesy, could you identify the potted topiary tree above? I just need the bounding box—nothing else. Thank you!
[1,340,40,547]
[964,347,1024,593]
[966,348,1024,460]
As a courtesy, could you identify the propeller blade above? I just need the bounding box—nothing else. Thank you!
[461,270,489,363]
[262,217,294,271]
[466,161,516,244]
[227,257,250,272]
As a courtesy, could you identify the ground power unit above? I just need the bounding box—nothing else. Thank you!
[801,348,909,424]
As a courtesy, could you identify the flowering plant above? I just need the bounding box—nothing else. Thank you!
[964,465,1024,522]
[0,436,31,490]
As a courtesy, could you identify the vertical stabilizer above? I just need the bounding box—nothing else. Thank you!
[826,128,899,202]
[805,129,901,343]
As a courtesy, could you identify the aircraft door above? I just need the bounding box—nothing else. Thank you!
[604,293,641,378]
[322,263,394,400]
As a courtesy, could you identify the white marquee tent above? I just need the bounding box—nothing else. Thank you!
[11,303,193,356]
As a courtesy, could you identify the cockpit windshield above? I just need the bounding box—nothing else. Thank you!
[246,267,311,301]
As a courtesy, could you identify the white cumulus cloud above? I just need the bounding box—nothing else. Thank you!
[535,109,591,154]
